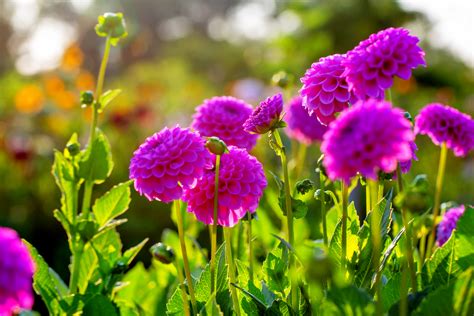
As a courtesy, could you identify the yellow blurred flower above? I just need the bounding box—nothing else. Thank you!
[43,75,65,96]
[15,84,44,114]
[61,44,84,71]
[75,71,95,91]
[53,90,77,110]
[44,113,70,135]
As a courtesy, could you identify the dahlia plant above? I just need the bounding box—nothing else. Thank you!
[6,13,472,316]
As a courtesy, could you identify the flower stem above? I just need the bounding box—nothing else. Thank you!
[368,179,383,316]
[175,200,198,315]
[341,181,348,272]
[174,261,191,316]
[426,142,447,259]
[273,129,298,312]
[247,212,254,282]
[210,154,221,298]
[224,227,241,316]
[320,171,328,246]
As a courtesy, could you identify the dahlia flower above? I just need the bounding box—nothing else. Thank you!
[129,126,212,203]
[415,103,474,157]
[182,146,267,227]
[321,99,414,183]
[437,205,465,246]
[192,96,258,151]
[300,54,357,125]
[243,93,283,134]
[0,227,35,315]
[284,96,328,144]
[343,27,425,100]
[399,141,418,174]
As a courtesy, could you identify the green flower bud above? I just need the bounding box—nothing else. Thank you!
[205,137,227,155]
[314,189,331,204]
[404,111,414,124]
[150,242,175,264]
[271,71,292,89]
[295,179,315,195]
[66,143,80,156]
[95,12,128,44]
[80,91,94,107]
[112,260,128,275]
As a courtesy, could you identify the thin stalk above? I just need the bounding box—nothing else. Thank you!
[248,212,254,282]
[294,143,307,181]
[174,261,191,316]
[368,178,383,316]
[69,241,84,294]
[320,171,328,246]
[366,182,371,214]
[224,227,241,316]
[273,129,297,312]
[341,181,349,272]
[426,143,448,259]
[210,154,221,297]
[175,200,198,315]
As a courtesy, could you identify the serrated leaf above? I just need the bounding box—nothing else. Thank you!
[262,242,289,295]
[378,225,406,275]
[78,129,113,184]
[326,285,375,316]
[329,202,359,270]
[92,181,132,227]
[122,238,149,266]
[454,206,474,270]
[83,294,119,315]
[199,294,224,316]
[421,235,460,287]
[98,89,122,111]
[52,151,78,222]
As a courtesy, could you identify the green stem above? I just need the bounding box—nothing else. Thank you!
[174,261,191,316]
[426,143,447,259]
[248,212,254,282]
[320,171,328,246]
[210,154,221,297]
[368,179,383,316]
[366,181,371,215]
[396,164,404,193]
[224,227,241,316]
[341,181,348,272]
[273,129,298,312]
[294,143,307,181]
[175,200,198,315]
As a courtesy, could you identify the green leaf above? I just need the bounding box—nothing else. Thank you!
[262,242,289,295]
[381,274,402,312]
[199,294,224,316]
[82,295,119,315]
[329,202,359,270]
[422,235,460,288]
[78,129,113,184]
[326,285,375,316]
[122,238,149,265]
[52,151,78,222]
[98,89,122,112]
[92,181,132,227]
[378,225,406,275]
[24,241,61,314]
[454,206,474,270]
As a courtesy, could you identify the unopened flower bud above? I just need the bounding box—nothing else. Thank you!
[95,12,128,43]
[404,111,414,124]
[80,91,94,107]
[112,260,128,275]
[295,179,315,195]
[314,189,331,203]
[206,137,227,155]
[150,242,175,264]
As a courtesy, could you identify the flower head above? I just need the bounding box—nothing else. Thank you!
[415,103,474,157]
[321,99,414,183]
[300,54,357,125]
[0,227,35,315]
[285,96,328,144]
[192,96,258,151]
[343,27,425,100]
[243,93,283,134]
[129,126,212,203]
[399,141,418,174]
[182,146,267,227]
[437,205,465,246]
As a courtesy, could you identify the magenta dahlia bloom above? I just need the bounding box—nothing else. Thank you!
[300,54,357,125]
[321,99,414,183]
[415,103,474,157]
[243,93,283,134]
[285,96,328,144]
[343,27,425,100]
[182,146,267,227]
[192,96,258,151]
[129,126,212,203]
[399,141,418,174]
[437,205,465,246]
[0,227,35,315]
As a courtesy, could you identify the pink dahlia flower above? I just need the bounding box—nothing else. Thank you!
[321,99,414,183]
[414,103,474,157]
[343,27,425,100]
[284,96,328,144]
[300,54,357,125]
[182,146,267,227]
[437,205,465,246]
[0,227,35,315]
[192,96,258,151]
[129,126,212,203]
[243,93,283,134]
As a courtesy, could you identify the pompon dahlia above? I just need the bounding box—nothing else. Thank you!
[192,96,258,151]
[399,141,418,174]
[321,99,414,183]
[300,54,357,125]
[0,227,35,315]
[415,103,474,157]
[343,27,425,100]
[243,93,283,134]
[437,205,465,246]
[285,96,328,144]
[182,146,267,227]
[129,126,212,203]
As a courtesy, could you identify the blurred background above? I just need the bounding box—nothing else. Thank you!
[0,0,473,310]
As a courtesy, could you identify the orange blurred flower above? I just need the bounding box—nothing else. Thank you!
[43,75,65,96]
[53,90,77,110]
[15,84,44,114]
[61,44,84,71]
[75,71,95,91]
